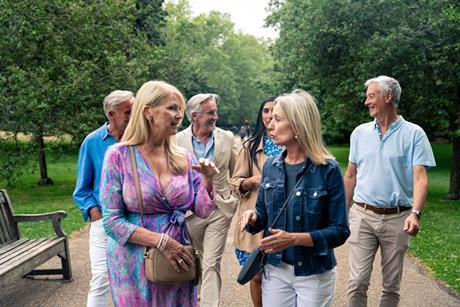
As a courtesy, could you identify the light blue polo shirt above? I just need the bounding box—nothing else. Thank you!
[349,116,436,208]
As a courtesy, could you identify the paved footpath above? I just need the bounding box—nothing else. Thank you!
[0,217,459,307]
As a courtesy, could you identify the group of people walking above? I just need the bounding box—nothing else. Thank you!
[73,75,435,307]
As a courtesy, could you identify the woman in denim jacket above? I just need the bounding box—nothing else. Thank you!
[241,89,350,307]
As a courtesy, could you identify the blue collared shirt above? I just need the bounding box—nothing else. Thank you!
[190,125,215,160]
[349,116,436,208]
[73,122,116,221]
[246,151,350,276]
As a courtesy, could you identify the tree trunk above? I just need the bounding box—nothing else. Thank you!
[448,136,460,199]
[35,129,54,186]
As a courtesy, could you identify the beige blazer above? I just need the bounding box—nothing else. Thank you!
[229,140,268,252]
[176,126,238,219]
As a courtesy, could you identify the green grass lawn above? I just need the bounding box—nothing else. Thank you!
[1,146,85,239]
[329,143,460,294]
[1,143,458,293]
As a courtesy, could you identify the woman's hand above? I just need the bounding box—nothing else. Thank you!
[241,175,261,192]
[240,210,258,231]
[192,158,219,191]
[161,237,194,272]
[192,158,220,177]
[259,228,295,254]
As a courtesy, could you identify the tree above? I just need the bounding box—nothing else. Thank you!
[268,0,460,198]
[0,0,156,185]
[155,0,278,126]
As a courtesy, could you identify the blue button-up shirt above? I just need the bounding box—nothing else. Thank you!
[191,125,215,160]
[246,151,350,276]
[349,116,436,208]
[73,122,116,221]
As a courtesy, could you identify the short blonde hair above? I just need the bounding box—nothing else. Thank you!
[121,81,187,173]
[275,89,334,165]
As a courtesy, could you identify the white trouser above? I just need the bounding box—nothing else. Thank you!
[87,219,109,307]
[262,262,336,307]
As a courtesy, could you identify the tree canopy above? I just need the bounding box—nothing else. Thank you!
[267,0,459,198]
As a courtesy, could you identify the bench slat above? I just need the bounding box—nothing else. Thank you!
[0,189,72,285]
[0,238,49,266]
[0,241,68,287]
[0,238,66,276]
[0,238,29,256]
[0,191,19,244]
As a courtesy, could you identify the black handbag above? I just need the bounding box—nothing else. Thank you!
[237,163,312,285]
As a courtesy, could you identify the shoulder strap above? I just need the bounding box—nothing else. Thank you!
[129,146,144,226]
[268,161,314,229]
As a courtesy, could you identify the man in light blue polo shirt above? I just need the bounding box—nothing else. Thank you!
[73,90,133,307]
[344,76,435,307]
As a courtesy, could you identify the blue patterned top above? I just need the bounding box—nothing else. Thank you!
[263,135,283,157]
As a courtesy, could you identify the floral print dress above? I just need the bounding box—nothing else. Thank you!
[100,145,215,306]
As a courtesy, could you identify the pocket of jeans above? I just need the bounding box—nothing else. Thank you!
[90,218,104,233]
[347,206,362,243]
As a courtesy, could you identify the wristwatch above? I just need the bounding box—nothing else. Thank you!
[411,208,422,219]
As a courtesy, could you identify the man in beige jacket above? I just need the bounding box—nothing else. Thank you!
[176,93,238,307]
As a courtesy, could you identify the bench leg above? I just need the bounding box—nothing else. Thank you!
[60,238,72,281]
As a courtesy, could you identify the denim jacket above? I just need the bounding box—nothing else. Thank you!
[246,152,350,276]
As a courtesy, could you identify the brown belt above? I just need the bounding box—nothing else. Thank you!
[355,202,411,215]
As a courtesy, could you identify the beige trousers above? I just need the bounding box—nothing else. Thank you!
[347,204,411,307]
[186,208,232,307]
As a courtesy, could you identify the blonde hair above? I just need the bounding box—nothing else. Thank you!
[275,89,334,165]
[121,81,187,174]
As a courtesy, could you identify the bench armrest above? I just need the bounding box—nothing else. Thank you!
[14,211,67,237]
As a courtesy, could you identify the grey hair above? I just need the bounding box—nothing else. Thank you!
[365,75,401,106]
[103,90,134,118]
[185,93,219,122]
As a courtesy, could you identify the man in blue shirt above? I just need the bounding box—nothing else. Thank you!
[73,90,134,307]
[344,76,435,307]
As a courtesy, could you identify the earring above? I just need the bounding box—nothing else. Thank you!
[294,135,298,139]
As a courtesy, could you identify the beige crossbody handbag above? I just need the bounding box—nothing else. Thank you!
[129,146,200,285]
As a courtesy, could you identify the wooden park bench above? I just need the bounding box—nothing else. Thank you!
[0,189,72,286]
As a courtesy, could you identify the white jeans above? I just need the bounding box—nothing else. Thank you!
[87,219,109,307]
[262,262,336,307]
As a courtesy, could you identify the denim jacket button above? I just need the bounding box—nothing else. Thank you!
[296,191,301,196]
[266,183,270,188]
[313,191,318,197]
[296,215,301,221]
[297,261,303,266]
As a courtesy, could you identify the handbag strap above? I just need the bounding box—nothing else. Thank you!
[268,160,314,229]
[129,146,144,227]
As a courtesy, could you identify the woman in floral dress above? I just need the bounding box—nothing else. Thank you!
[100,80,218,306]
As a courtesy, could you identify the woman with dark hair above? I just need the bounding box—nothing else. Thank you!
[230,96,282,307]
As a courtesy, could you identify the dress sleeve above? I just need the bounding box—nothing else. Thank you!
[100,146,139,246]
[189,154,216,219]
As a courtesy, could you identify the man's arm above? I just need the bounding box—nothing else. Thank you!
[73,142,99,221]
[404,165,428,236]
[228,132,238,177]
[344,162,357,210]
